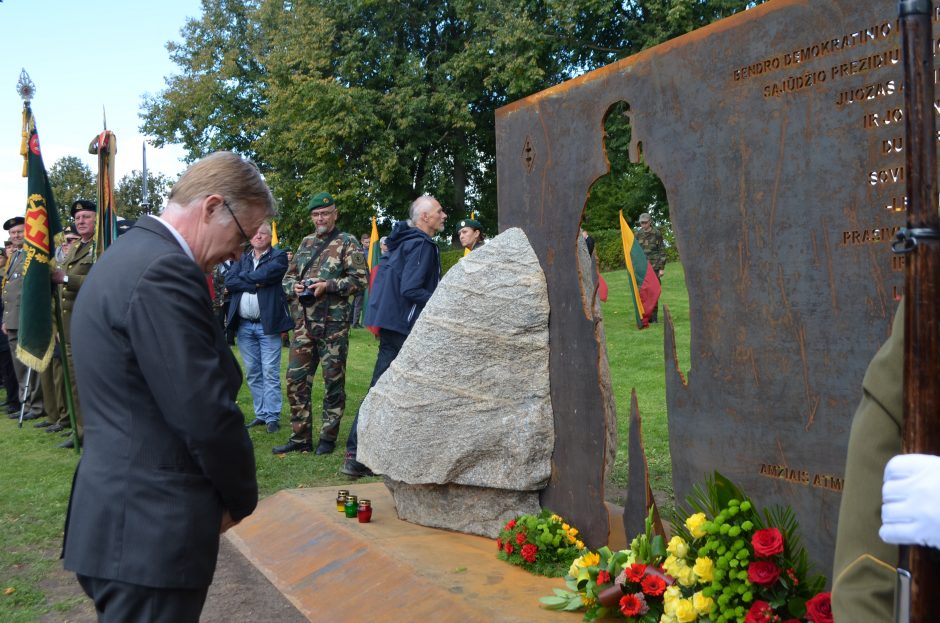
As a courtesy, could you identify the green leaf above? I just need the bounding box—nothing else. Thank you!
[539,596,569,609]
[563,596,585,611]
[650,535,666,558]
[787,597,807,618]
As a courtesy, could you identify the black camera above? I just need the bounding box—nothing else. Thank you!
[298,278,319,307]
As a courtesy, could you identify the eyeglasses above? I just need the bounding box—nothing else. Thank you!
[223,200,251,243]
[311,208,336,220]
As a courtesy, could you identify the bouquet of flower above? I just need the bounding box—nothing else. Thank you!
[496,509,585,577]
[540,473,833,623]
[541,508,672,621]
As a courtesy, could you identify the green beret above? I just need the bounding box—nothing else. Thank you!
[458,218,482,231]
[307,192,335,211]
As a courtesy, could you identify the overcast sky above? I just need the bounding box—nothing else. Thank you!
[0,0,203,228]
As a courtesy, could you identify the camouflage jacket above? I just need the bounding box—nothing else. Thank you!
[283,229,367,326]
[635,226,666,272]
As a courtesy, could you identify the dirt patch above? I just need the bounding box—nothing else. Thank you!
[39,540,306,622]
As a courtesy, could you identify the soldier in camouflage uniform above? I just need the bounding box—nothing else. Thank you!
[272,192,367,455]
[635,212,666,323]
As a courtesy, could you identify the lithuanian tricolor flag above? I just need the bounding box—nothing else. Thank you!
[365,217,381,336]
[619,211,661,329]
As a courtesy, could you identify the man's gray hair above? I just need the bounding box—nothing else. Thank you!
[407,195,438,226]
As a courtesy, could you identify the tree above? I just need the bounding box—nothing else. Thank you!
[141,0,267,164]
[141,0,765,244]
[583,1,766,232]
[48,156,96,227]
[114,170,173,219]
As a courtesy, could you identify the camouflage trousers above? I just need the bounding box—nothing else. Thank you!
[286,320,350,444]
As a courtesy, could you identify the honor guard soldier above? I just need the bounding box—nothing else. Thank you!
[50,200,98,447]
[1,216,45,420]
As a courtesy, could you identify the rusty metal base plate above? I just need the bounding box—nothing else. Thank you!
[227,483,629,622]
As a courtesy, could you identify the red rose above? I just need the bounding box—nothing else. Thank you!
[619,594,643,617]
[747,561,782,586]
[640,574,666,597]
[625,563,647,583]
[521,543,538,563]
[597,570,611,585]
[505,542,513,555]
[751,527,784,557]
[805,592,833,623]
[515,531,527,545]
[497,538,503,551]
[744,600,773,623]
[505,519,516,530]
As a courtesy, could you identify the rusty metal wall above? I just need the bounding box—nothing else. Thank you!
[496,0,914,571]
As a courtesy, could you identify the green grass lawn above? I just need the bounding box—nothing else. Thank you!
[602,264,691,502]
[0,264,690,620]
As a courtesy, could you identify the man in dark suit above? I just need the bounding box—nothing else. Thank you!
[63,151,274,622]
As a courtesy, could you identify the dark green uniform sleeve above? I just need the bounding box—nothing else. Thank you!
[832,300,903,623]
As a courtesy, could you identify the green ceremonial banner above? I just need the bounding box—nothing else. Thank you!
[17,107,61,371]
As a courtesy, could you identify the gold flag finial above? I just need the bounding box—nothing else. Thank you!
[17,69,36,177]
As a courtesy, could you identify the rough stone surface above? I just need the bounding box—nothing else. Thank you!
[384,478,542,538]
[358,227,553,495]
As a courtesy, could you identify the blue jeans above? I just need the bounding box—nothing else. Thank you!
[237,320,283,423]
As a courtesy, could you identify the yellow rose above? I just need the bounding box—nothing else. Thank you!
[569,551,597,577]
[663,585,681,616]
[562,523,570,531]
[660,615,679,623]
[692,591,715,616]
[568,527,579,537]
[675,598,698,623]
[685,512,707,538]
[663,555,687,578]
[678,566,697,587]
[667,535,689,558]
[575,540,584,549]
[692,557,714,583]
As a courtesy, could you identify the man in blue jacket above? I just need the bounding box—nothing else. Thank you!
[342,195,447,477]
[225,222,294,433]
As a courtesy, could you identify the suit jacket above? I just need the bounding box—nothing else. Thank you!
[62,215,258,589]
[223,246,293,335]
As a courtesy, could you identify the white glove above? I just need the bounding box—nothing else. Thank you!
[880,453,940,549]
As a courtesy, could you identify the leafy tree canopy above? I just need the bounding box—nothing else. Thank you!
[114,170,174,219]
[47,156,96,227]
[142,0,764,245]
